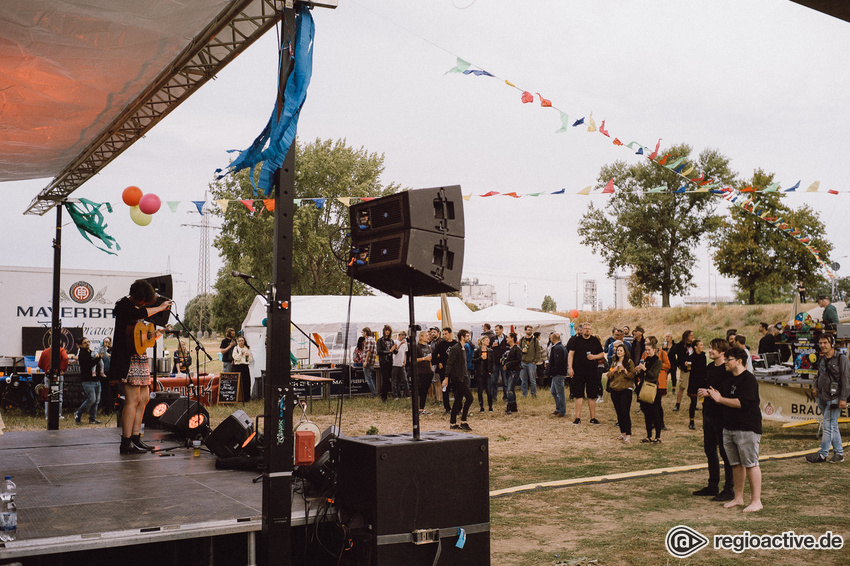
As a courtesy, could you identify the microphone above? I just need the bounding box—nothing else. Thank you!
[231,270,257,279]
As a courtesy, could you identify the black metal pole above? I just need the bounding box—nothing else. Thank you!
[47,204,62,430]
[409,290,420,440]
[262,5,296,564]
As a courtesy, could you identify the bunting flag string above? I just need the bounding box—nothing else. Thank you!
[443,54,845,198]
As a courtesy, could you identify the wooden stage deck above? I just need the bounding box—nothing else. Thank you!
[0,428,326,564]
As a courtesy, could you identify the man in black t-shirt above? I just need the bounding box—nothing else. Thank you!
[567,322,605,425]
[220,328,236,373]
[708,347,763,513]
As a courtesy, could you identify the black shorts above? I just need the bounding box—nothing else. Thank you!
[570,369,601,399]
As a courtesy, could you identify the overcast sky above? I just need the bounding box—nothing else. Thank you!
[4,0,850,316]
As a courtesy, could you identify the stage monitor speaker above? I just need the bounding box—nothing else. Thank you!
[141,274,173,328]
[336,431,489,565]
[142,391,180,428]
[347,230,463,298]
[159,397,210,438]
[205,409,254,458]
[349,185,464,240]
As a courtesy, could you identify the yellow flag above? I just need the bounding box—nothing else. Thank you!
[216,199,229,213]
[577,186,592,195]
[587,112,597,133]
[505,79,516,87]
[806,181,820,192]
[337,197,351,207]
[462,194,472,201]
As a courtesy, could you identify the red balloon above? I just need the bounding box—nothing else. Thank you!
[138,193,161,215]
[569,309,579,319]
[122,186,143,207]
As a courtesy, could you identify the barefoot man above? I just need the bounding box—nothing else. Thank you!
[707,347,763,513]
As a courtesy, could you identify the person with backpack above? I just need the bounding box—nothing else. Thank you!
[805,334,849,463]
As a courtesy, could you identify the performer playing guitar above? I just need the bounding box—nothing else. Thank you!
[108,280,172,454]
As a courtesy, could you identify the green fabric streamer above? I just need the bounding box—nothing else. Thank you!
[556,111,570,133]
[64,199,120,255]
[445,57,471,74]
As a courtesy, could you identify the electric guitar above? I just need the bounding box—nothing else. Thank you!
[129,321,161,355]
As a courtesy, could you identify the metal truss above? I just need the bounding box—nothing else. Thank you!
[25,0,283,215]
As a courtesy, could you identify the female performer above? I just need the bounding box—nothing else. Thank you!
[232,336,253,402]
[110,280,172,454]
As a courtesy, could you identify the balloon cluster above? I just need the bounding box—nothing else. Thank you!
[122,186,161,226]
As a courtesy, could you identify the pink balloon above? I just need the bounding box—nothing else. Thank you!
[138,193,161,215]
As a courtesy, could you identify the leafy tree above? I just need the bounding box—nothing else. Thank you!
[541,295,557,312]
[210,138,401,331]
[627,273,658,308]
[712,169,832,305]
[578,144,736,307]
[182,293,215,334]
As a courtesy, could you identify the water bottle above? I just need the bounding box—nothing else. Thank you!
[0,476,16,541]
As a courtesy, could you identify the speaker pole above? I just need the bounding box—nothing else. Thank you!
[408,289,421,441]
[262,5,296,564]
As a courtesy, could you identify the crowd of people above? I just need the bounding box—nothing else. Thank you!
[350,316,850,513]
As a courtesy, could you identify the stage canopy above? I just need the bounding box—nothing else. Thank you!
[0,0,282,215]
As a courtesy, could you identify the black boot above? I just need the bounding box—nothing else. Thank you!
[120,436,146,454]
[131,434,153,451]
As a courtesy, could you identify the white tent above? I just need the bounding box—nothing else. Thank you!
[471,303,573,341]
[240,294,478,377]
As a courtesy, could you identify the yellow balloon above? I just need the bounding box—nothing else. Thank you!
[809,353,818,363]
[130,205,152,226]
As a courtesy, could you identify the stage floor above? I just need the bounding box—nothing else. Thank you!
[0,428,319,561]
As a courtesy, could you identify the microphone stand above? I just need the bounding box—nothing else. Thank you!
[158,307,212,449]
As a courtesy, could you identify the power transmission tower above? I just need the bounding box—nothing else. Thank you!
[181,192,218,334]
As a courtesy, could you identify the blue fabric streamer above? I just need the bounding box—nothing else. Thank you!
[674,185,687,193]
[551,188,565,194]
[785,180,800,192]
[193,201,206,215]
[219,6,315,196]
[572,118,585,126]
[636,147,644,155]
[462,69,494,77]
[312,197,326,209]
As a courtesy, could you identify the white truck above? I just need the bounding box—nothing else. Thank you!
[0,265,162,367]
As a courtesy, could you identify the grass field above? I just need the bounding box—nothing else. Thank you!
[2,306,848,565]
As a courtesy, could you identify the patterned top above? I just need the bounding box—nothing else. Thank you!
[363,334,377,367]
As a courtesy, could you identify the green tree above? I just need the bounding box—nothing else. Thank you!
[578,144,736,307]
[209,138,401,331]
[183,293,215,334]
[541,295,557,312]
[627,274,657,308]
[712,169,832,305]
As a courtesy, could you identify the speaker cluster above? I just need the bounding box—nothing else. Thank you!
[347,185,465,298]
